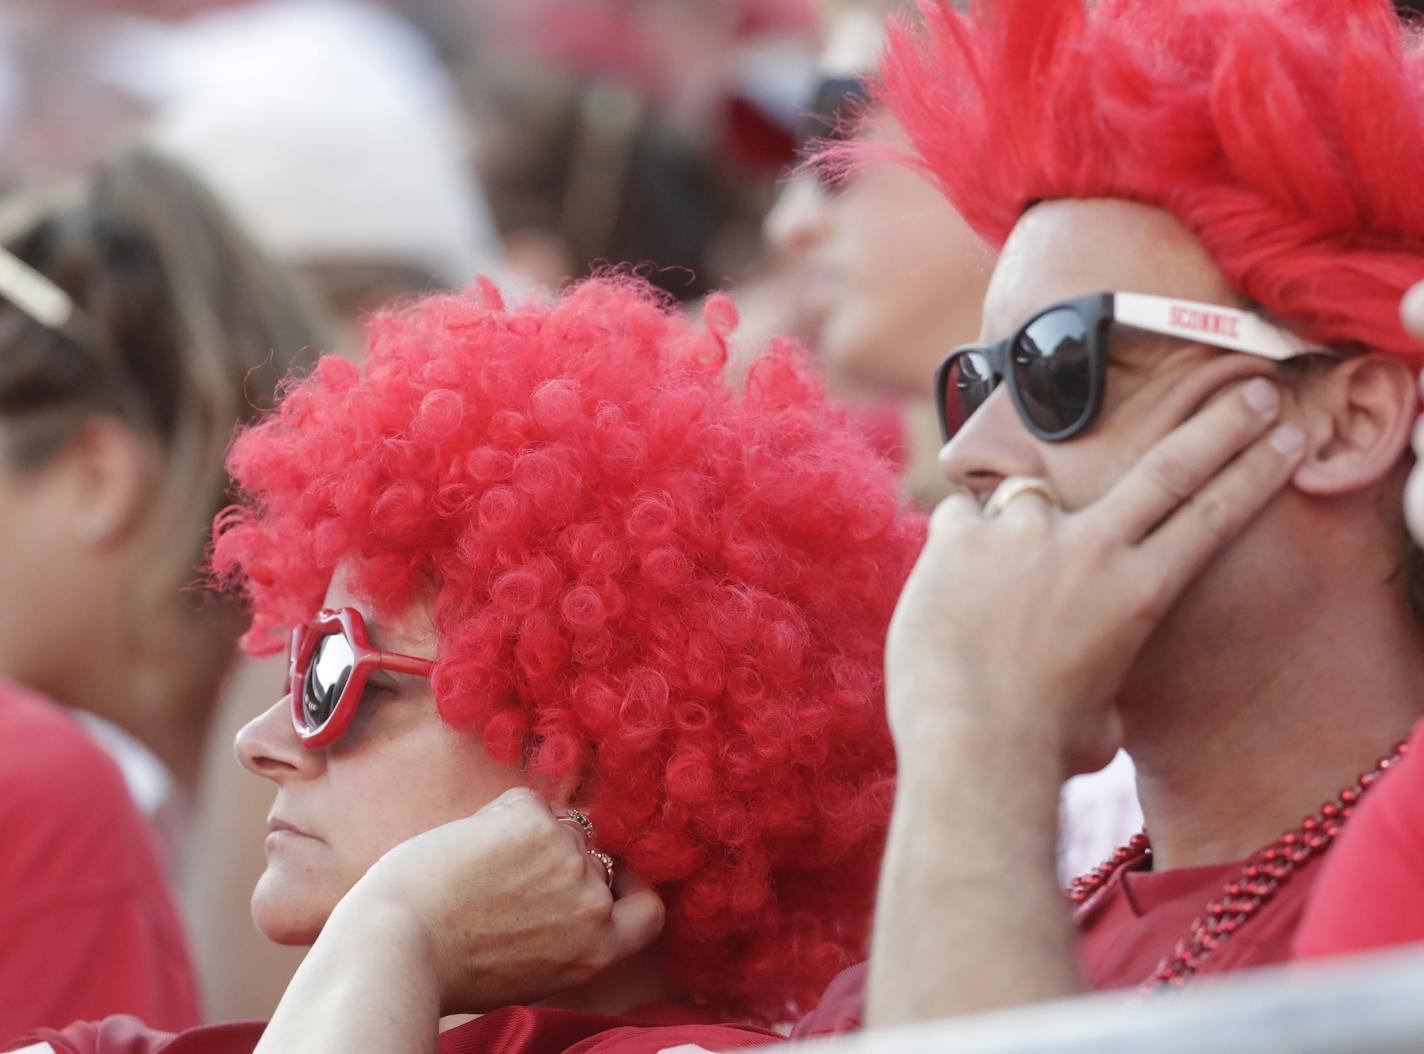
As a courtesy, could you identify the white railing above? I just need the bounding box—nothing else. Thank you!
[781,946,1424,1054]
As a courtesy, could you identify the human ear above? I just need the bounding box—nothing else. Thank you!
[64,417,157,547]
[1289,354,1417,497]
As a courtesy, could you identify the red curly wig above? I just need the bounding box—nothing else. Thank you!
[211,276,925,1022]
[872,0,1424,358]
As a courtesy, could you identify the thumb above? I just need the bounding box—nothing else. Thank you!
[607,878,666,960]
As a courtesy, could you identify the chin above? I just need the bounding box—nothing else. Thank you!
[818,312,907,396]
[250,866,341,946]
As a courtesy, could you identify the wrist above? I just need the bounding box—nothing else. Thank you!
[258,887,442,1053]
[890,681,1072,772]
[325,883,439,980]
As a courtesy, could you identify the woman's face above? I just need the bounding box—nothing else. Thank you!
[235,569,524,945]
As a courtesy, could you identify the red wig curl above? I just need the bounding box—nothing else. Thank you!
[211,276,925,1021]
[874,0,1424,357]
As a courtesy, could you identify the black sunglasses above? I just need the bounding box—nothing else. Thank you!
[934,291,1333,443]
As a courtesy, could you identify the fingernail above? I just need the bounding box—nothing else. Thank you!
[1269,422,1305,456]
[1242,378,1280,416]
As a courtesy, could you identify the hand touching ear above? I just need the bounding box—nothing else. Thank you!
[256,788,666,1054]
[872,378,1304,1026]
[353,787,665,1013]
[886,377,1304,780]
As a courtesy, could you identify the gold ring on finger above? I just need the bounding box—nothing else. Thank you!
[558,808,596,842]
[983,475,1061,519]
[587,848,615,887]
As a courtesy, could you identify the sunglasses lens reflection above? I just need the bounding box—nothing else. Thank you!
[302,630,354,731]
[942,350,996,439]
[1011,308,1091,437]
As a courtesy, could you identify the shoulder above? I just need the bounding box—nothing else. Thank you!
[0,680,133,804]
[789,962,867,1040]
[6,1016,162,1054]
[1293,719,1424,959]
[436,1007,780,1054]
[6,1016,265,1054]
[0,681,161,900]
[560,1023,780,1054]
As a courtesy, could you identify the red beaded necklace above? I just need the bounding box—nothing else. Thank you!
[1067,739,1410,989]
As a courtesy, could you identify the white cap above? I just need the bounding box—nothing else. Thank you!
[137,0,501,287]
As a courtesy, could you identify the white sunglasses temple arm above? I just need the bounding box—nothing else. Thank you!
[1112,291,1328,362]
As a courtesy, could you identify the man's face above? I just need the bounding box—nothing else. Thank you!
[941,199,1290,511]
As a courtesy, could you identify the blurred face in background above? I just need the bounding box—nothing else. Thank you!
[0,420,128,701]
[762,5,991,402]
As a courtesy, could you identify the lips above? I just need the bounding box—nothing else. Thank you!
[267,816,316,839]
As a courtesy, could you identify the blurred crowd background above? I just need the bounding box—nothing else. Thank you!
[2,0,827,297]
[12,0,1424,1037]
[0,0,993,483]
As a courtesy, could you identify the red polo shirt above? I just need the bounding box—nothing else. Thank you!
[8,1004,780,1054]
[1293,718,1424,960]
[793,836,1327,1037]
[0,679,200,1042]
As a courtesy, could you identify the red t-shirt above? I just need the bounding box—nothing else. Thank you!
[8,1004,781,1054]
[1074,851,1320,987]
[1293,718,1424,960]
[0,679,200,1041]
[792,845,1327,1037]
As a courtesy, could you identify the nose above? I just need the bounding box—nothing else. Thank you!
[235,695,323,782]
[763,172,832,256]
[937,386,1048,500]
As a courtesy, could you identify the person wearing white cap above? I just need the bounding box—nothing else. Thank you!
[139,0,504,335]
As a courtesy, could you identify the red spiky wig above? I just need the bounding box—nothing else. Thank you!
[211,276,925,1021]
[873,0,1424,358]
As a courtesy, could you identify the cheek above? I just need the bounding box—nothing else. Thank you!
[252,726,524,943]
[1056,368,1211,505]
[326,725,524,872]
[1039,435,1143,512]
[823,187,985,385]
[840,169,973,279]
[0,489,81,675]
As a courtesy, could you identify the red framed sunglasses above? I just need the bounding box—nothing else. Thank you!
[288,607,434,748]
